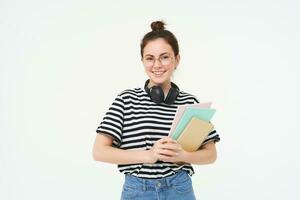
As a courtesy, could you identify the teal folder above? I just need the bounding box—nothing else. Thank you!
[171,108,216,140]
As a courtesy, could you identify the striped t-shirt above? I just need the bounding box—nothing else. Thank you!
[96,87,220,179]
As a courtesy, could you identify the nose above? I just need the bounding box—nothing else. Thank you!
[153,58,162,69]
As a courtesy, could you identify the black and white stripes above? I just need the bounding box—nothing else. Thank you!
[96,87,220,179]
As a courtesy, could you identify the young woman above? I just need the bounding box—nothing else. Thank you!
[93,20,220,200]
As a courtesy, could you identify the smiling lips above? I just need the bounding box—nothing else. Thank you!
[153,71,165,77]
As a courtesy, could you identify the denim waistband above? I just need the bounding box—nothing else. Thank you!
[124,170,190,191]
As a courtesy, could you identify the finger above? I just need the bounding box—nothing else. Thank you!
[158,155,176,163]
[161,143,181,151]
[154,143,160,150]
[158,137,172,143]
[163,139,178,146]
[157,154,175,162]
[157,149,179,157]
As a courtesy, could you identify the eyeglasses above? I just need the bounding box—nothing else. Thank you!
[142,54,173,67]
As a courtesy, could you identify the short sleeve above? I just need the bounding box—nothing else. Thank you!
[192,95,221,146]
[202,129,220,145]
[96,94,125,147]
[193,96,200,104]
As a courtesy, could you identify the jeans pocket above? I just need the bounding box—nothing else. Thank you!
[171,177,193,195]
[121,185,139,200]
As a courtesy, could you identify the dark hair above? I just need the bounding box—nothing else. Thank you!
[140,20,179,58]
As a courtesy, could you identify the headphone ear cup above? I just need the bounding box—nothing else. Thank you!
[165,87,179,104]
[150,86,165,104]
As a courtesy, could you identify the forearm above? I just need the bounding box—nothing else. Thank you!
[181,145,217,165]
[93,145,151,165]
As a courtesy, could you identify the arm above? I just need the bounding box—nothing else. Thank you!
[93,134,180,165]
[92,133,154,164]
[180,141,217,164]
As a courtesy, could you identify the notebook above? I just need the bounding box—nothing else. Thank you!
[168,102,212,138]
[176,117,214,152]
[171,107,216,140]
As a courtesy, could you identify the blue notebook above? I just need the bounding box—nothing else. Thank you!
[171,108,216,140]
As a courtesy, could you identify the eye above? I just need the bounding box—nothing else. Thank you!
[161,55,170,60]
[145,57,154,61]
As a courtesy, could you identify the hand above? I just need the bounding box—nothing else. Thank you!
[148,136,187,164]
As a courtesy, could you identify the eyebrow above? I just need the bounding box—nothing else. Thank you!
[144,52,170,57]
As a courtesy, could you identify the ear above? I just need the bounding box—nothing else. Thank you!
[174,54,180,69]
[176,54,180,62]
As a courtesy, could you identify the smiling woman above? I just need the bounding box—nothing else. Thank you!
[142,38,178,94]
[93,20,220,200]
[141,21,180,97]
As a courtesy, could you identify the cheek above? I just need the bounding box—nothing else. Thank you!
[167,61,177,69]
[144,67,153,74]
[166,65,176,72]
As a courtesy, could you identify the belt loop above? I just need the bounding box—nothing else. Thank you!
[143,179,146,191]
[166,179,170,187]
[166,174,172,187]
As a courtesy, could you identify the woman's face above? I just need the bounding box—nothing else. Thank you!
[142,38,180,87]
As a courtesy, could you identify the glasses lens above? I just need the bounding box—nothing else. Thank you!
[144,57,154,67]
[143,54,172,66]
[160,55,171,65]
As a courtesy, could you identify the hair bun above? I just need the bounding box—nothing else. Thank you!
[151,21,166,31]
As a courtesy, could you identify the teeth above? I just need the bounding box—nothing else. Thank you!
[153,71,164,75]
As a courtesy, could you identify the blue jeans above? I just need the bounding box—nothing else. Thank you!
[120,170,196,200]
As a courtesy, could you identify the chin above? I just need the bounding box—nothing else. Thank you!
[149,77,169,86]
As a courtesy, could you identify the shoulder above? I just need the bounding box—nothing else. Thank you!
[178,90,200,103]
[116,87,146,99]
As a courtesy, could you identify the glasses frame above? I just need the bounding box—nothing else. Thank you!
[142,53,174,67]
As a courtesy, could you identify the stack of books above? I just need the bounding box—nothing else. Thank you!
[168,102,216,152]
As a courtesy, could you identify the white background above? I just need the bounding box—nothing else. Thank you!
[1,0,299,199]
